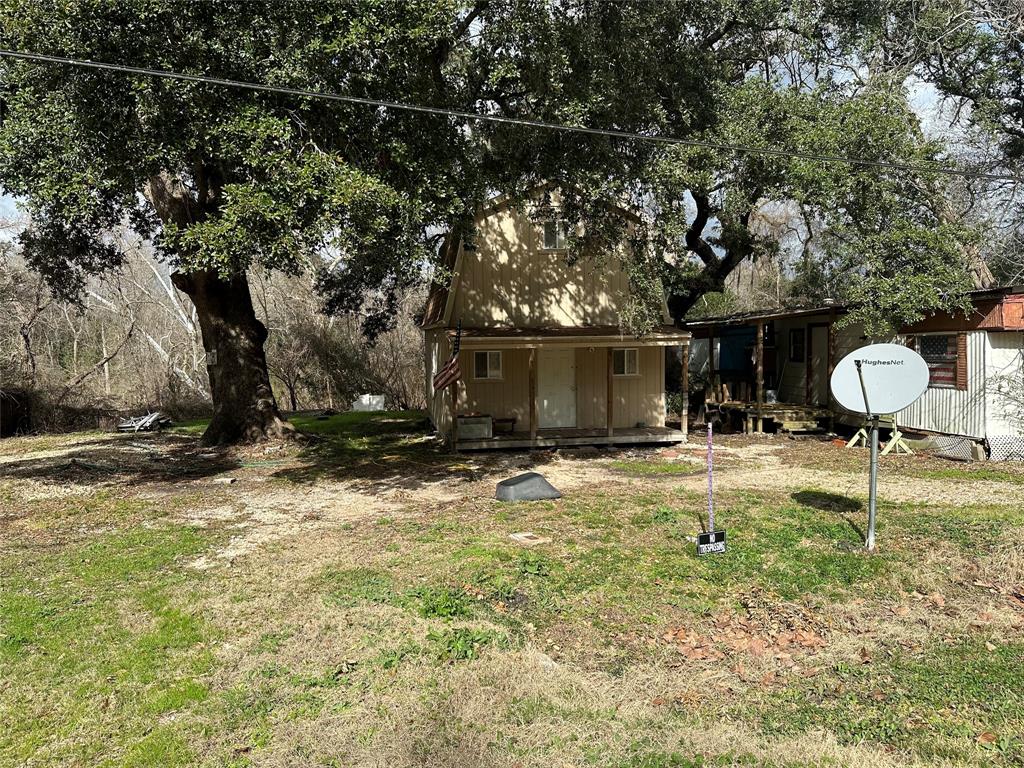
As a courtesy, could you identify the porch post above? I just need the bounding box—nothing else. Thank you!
[449,380,458,450]
[708,325,717,403]
[805,325,812,405]
[529,347,538,441]
[681,343,689,442]
[755,321,764,433]
[606,346,614,437]
[827,310,837,431]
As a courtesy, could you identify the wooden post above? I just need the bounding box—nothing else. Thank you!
[606,346,614,437]
[449,380,458,450]
[681,343,689,442]
[804,326,812,405]
[707,326,716,404]
[827,311,837,431]
[755,321,764,433]
[529,347,538,441]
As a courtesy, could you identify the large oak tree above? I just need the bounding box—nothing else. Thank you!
[0,1,983,445]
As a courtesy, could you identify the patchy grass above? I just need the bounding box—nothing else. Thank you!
[4,415,1024,766]
[744,637,1024,764]
[611,459,703,476]
[0,518,218,767]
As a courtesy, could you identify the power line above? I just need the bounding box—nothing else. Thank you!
[0,47,1020,184]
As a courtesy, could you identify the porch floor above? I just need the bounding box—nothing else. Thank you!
[456,426,686,451]
[717,400,834,433]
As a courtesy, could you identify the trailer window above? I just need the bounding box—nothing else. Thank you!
[913,334,958,389]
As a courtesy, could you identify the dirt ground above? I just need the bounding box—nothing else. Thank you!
[3,419,1024,768]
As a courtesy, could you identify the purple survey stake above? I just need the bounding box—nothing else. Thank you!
[697,421,726,556]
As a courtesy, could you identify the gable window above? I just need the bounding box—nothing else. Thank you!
[473,350,503,380]
[542,219,570,250]
[788,329,805,363]
[612,348,639,376]
[911,334,962,390]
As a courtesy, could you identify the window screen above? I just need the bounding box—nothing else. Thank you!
[613,348,639,376]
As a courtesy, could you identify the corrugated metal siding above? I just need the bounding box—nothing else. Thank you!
[899,331,986,438]
[985,332,1024,437]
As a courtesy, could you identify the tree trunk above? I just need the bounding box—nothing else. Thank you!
[170,269,294,445]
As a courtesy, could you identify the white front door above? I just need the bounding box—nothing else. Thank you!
[538,348,577,428]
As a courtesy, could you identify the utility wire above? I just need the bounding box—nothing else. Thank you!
[0,47,1019,184]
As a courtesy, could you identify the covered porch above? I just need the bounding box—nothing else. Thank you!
[685,306,842,434]
[448,326,690,450]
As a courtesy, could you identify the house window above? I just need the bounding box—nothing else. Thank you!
[542,219,569,250]
[913,334,959,389]
[613,348,639,376]
[788,329,805,363]
[473,350,503,380]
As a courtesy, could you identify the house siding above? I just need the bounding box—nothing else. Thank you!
[899,330,986,438]
[423,328,452,434]
[455,348,532,427]
[450,196,635,328]
[575,348,608,429]
[984,331,1024,437]
[612,346,665,428]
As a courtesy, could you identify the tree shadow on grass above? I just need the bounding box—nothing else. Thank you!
[273,431,562,495]
[0,433,237,488]
[791,490,865,539]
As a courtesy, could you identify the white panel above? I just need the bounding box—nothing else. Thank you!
[538,348,577,428]
[985,332,1024,437]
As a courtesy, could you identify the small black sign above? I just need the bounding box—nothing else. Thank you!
[697,530,727,556]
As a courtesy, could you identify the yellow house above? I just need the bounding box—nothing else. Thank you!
[422,188,690,450]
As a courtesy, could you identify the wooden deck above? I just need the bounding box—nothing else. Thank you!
[456,426,686,451]
[718,401,834,433]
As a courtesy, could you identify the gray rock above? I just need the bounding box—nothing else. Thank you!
[495,472,561,502]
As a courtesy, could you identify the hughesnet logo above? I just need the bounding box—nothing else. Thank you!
[859,358,905,367]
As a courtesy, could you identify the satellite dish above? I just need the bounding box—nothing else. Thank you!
[830,343,929,415]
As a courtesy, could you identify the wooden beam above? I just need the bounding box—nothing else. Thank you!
[707,325,716,404]
[827,311,836,431]
[681,343,689,442]
[755,321,764,433]
[529,347,538,440]
[449,380,459,451]
[804,326,812,405]
[606,347,614,437]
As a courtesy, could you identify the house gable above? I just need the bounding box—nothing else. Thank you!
[426,188,662,329]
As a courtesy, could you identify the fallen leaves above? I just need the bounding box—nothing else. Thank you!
[661,589,828,667]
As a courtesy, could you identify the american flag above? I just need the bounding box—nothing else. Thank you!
[919,335,956,388]
[432,321,463,391]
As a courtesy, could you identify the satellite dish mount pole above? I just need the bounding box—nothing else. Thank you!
[854,360,878,551]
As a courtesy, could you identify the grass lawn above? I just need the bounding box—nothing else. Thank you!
[2,412,1023,767]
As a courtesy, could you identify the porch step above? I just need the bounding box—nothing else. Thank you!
[779,420,824,432]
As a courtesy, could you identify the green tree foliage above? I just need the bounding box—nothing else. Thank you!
[0,1,981,442]
[491,3,977,334]
[0,0,496,442]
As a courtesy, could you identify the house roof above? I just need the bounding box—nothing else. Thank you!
[447,325,689,347]
[683,304,845,328]
[683,285,1024,331]
[421,232,460,328]
[449,325,685,338]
